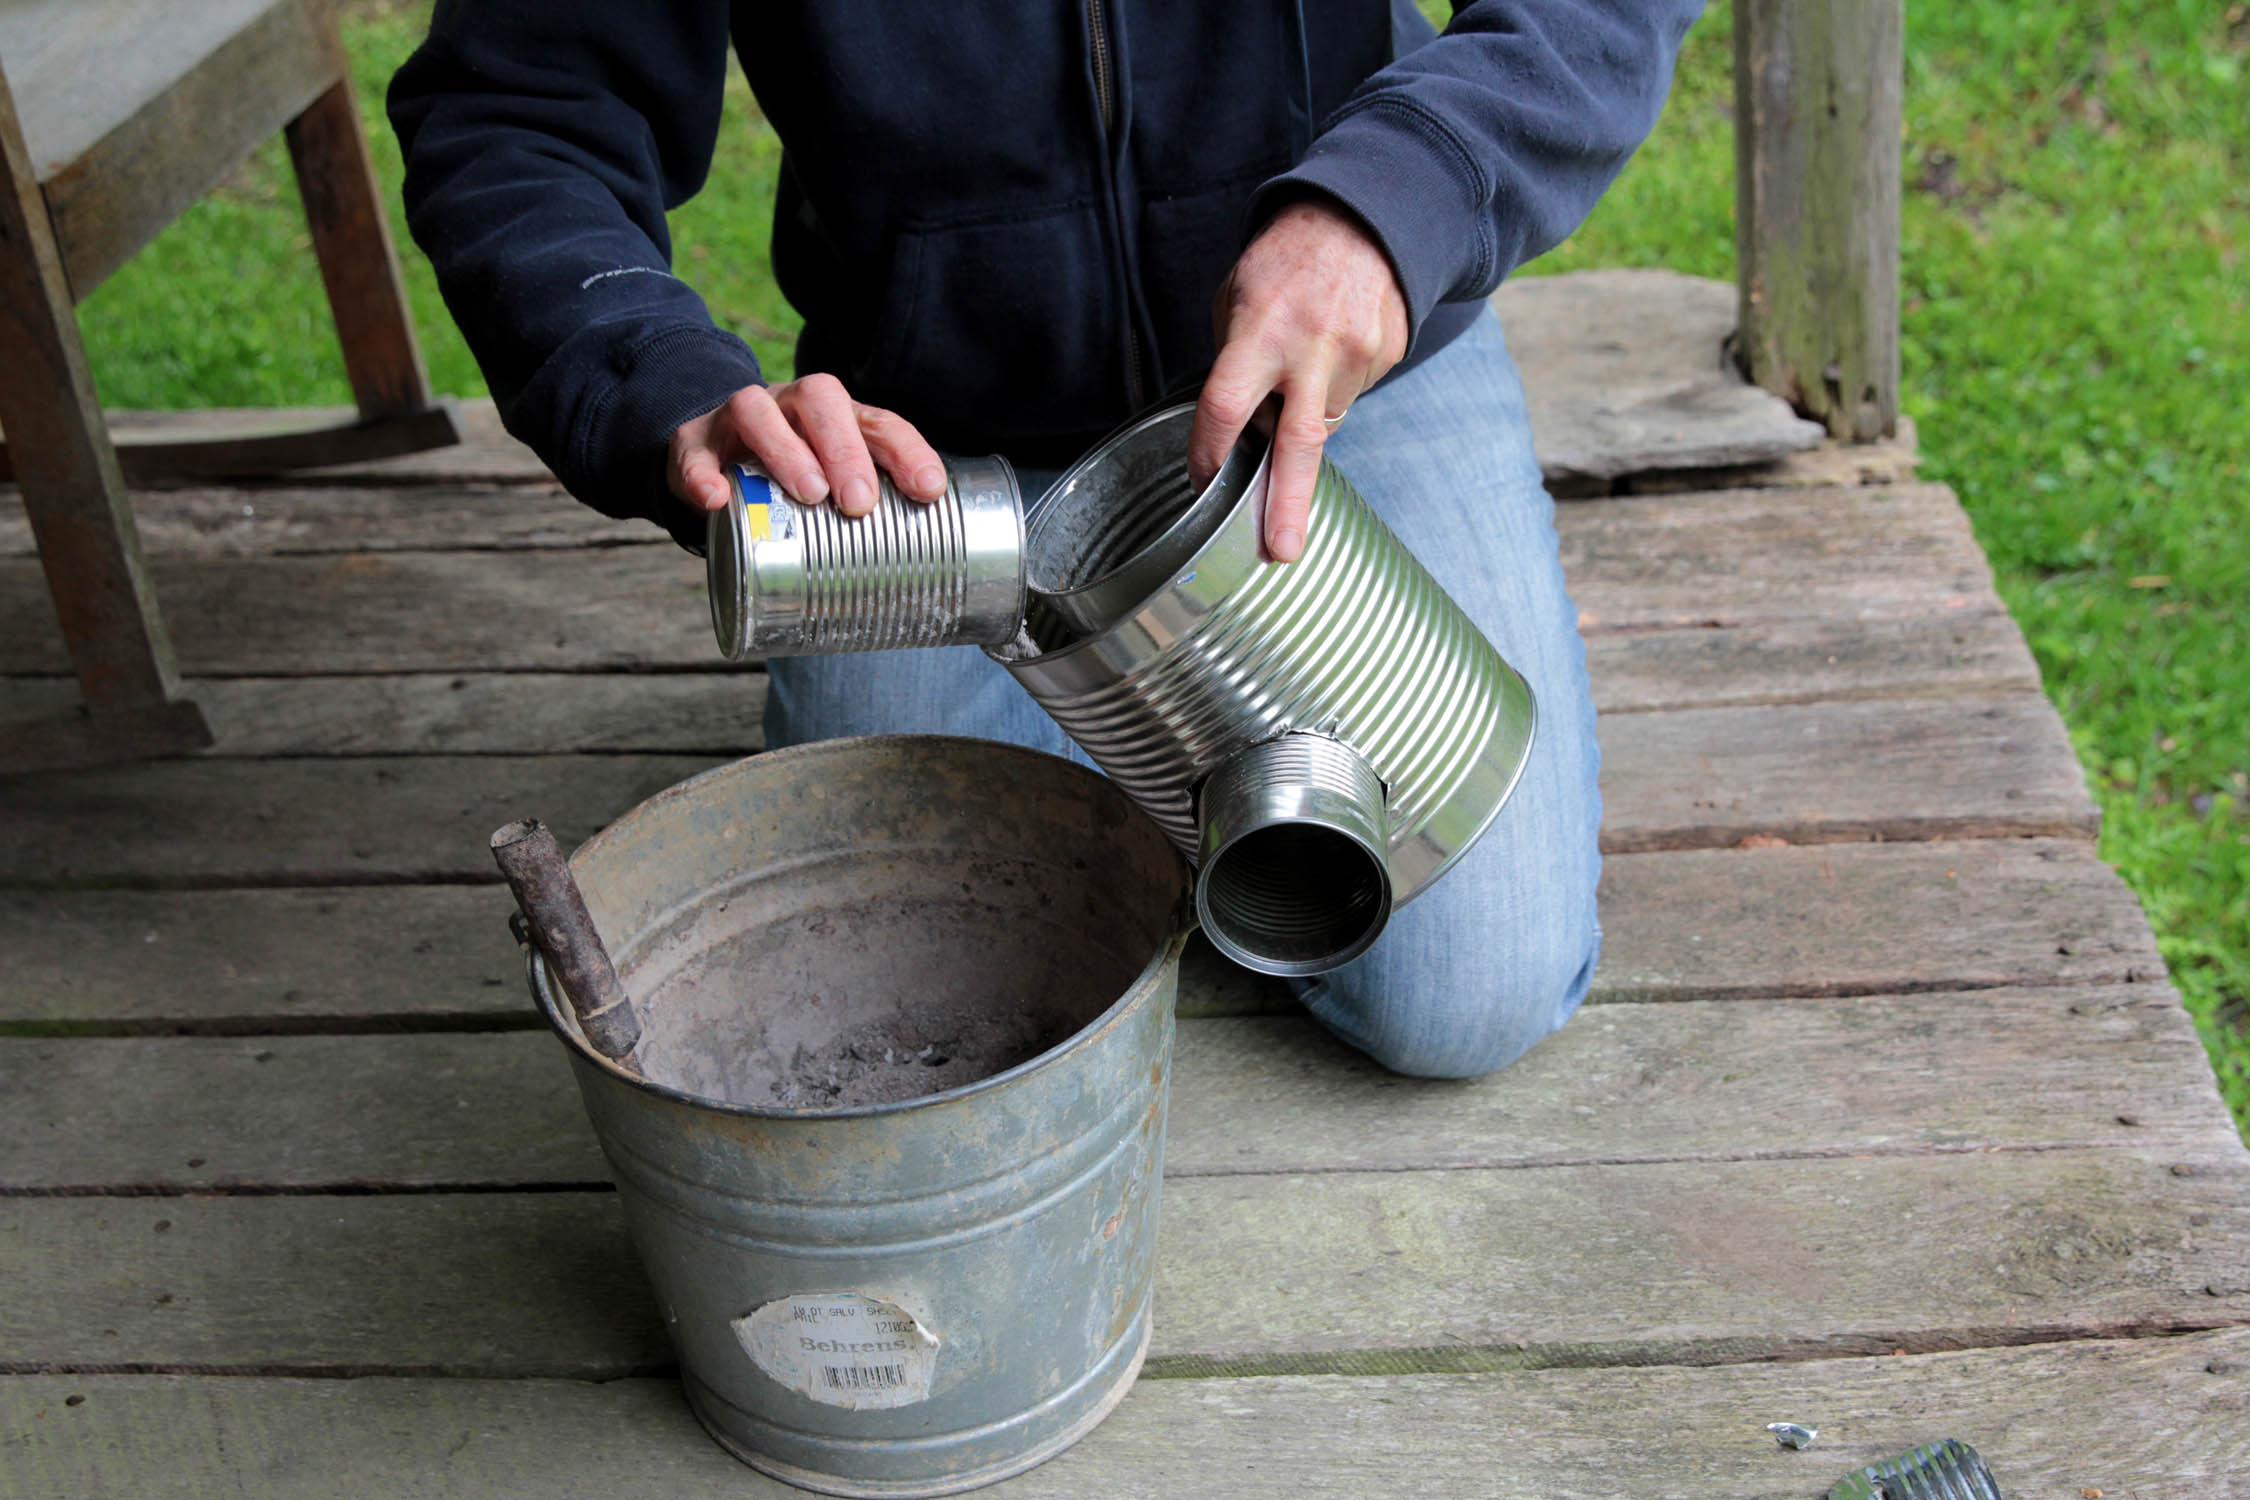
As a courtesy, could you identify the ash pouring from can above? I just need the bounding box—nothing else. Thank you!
[611,848,1155,1110]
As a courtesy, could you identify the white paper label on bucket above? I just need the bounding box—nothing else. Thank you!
[735,1292,940,1410]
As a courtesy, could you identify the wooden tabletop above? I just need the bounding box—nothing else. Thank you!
[4,342,2246,1492]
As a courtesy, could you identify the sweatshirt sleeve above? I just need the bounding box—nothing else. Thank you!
[387,0,759,547]
[1253,0,1705,356]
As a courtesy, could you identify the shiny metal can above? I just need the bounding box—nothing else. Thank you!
[995,404,1537,974]
[526,736,1192,1497]
[707,456,1025,658]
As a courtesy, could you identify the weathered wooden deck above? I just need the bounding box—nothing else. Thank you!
[4,276,2248,1497]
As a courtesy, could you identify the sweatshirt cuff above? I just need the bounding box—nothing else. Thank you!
[1249,96,1498,359]
[568,323,764,549]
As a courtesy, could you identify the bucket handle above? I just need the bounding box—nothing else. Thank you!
[490,819,643,1062]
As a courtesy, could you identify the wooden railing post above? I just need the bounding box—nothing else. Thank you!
[1733,0,1903,442]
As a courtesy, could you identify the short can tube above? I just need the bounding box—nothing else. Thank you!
[708,456,1025,658]
[1195,733,1394,977]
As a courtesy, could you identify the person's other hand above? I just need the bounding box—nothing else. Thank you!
[1188,198,1410,563]
[668,373,948,518]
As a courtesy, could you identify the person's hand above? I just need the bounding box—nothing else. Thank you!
[668,373,948,518]
[1187,198,1410,563]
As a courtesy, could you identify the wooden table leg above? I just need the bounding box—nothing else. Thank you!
[0,71,210,772]
[285,59,434,422]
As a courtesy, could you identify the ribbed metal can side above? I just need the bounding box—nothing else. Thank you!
[797,478,964,651]
[999,453,1535,905]
[706,457,1025,658]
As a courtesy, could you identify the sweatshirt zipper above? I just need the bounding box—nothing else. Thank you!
[1085,0,1150,407]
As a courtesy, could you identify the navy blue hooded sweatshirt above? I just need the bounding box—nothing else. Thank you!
[389,1,1702,547]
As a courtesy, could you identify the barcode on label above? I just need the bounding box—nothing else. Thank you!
[823,1364,906,1391]
[738,1294,938,1408]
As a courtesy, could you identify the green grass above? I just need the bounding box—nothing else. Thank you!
[78,1,2249,1133]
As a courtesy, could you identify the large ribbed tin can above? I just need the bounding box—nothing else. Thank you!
[997,405,1537,975]
[526,737,1192,1497]
[708,457,1024,658]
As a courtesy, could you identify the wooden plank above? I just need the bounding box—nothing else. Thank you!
[0,607,2039,757]
[283,71,432,419]
[1589,838,2166,1003]
[32,0,337,299]
[98,398,555,487]
[1559,484,1998,632]
[0,0,290,180]
[0,484,1999,675]
[1734,0,1904,440]
[0,695,212,776]
[2,476,1969,577]
[2,987,2226,1193]
[0,697,2092,886]
[1597,695,2097,853]
[1585,608,2040,713]
[0,885,529,1034]
[0,549,711,675]
[0,1033,602,1192]
[0,839,2162,1032]
[0,609,2039,756]
[0,755,717,888]
[5,1330,2244,1498]
[1618,414,1921,495]
[0,484,622,558]
[0,65,189,716]
[4,476,1981,589]
[76,404,475,488]
[1494,270,1825,484]
[1167,988,2236,1176]
[0,673,762,756]
[1,1151,2242,1375]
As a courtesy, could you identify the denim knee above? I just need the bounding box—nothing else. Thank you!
[1294,860,1601,1080]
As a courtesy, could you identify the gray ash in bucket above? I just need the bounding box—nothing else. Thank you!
[614,850,1156,1110]
[761,997,1071,1108]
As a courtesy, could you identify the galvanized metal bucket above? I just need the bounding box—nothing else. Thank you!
[999,405,1537,976]
[527,736,1192,1497]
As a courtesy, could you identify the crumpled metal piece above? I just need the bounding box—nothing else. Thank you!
[1828,1438,2003,1500]
[1767,1422,1819,1451]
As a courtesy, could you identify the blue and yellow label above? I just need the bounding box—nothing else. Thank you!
[734,465,775,540]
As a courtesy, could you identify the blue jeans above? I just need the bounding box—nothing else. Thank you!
[765,310,1603,1078]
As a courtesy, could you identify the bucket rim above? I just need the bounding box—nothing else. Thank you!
[529,734,1195,1120]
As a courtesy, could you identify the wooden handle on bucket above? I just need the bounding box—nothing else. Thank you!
[490,819,642,1062]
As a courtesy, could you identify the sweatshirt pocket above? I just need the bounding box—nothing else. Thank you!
[856,200,1125,446]
[1138,162,1292,393]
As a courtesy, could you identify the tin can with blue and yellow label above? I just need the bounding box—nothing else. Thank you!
[706,455,1025,659]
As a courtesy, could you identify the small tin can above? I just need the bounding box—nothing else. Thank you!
[707,456,1025,659]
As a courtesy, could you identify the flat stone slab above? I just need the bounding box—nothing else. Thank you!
[1494,268,1828,483]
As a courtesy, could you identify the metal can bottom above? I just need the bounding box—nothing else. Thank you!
[682,1297,1153,1499]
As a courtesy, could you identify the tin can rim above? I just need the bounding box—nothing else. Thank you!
[705,466,760,661]
[1002,430,1272,677]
